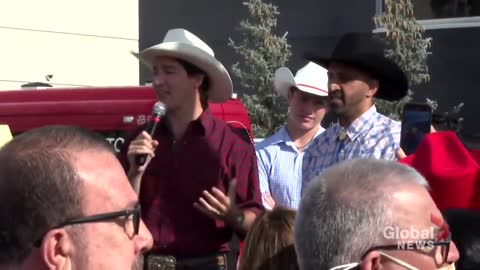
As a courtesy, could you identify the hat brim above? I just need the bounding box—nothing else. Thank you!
[306,54,408,102]
[132,42,233,103]
[274,67,329,98]
[274,67,296,98]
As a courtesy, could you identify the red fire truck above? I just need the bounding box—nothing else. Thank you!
[0,86,254,151]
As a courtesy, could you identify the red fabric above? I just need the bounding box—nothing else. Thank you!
[238,240,245,268]
[469,149,480,163]
[399,131,480,212]
[119,108,264,257]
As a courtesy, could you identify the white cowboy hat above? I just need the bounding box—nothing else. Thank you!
[274,62,328,98]
[132,28,233,103]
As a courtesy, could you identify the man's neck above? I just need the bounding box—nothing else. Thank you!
[286,121,320,147]
[338,103,374,128]
[166,103,204,141]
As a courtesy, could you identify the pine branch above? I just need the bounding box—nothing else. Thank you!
[228,0,291,137]
[373,0,432,120]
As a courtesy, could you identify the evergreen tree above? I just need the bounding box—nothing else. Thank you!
[228,0,291,138]
[373,0,438,119]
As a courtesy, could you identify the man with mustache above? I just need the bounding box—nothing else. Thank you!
[256,62,328,209]
[0,125,153,270]
[301,32,408,190]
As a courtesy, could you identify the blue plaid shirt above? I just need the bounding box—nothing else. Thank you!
[302,105,400,193]
[256,126,325,209]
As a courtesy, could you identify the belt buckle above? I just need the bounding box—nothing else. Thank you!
[216,255,226,266]
[147,255,176,270]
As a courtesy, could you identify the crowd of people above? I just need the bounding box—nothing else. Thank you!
[0,27,478,270]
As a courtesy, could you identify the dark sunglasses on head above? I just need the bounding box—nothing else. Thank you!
[34,204,141,247]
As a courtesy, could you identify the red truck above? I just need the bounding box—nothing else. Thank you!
[0,84,251,262]
[0,85,254,151]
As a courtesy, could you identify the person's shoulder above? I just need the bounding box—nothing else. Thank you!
[315,123,339,142]
[255,129,285,151]
[210,117,255,147]
[374,113,401,132]
[368,113,401,145]
[303,125,338,158]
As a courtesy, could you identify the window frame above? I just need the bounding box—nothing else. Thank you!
[374,0,480,31]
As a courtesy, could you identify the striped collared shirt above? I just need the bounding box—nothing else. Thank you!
[256,125,325,209]
[302,105,400,193]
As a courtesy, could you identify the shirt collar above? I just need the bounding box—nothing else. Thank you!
[268,126,290,145]
[271,125,325,147]
[336,105,378,141]
[159,107,213,137]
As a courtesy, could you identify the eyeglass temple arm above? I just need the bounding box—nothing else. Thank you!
[56,209,137,228]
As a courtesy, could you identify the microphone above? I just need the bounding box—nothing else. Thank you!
[135,101,167,166]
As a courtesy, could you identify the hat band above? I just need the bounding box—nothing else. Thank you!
[297,83,328,94]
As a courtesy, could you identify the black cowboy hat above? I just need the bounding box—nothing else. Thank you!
[306,32,408,101]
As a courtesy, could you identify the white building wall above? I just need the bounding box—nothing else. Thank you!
[0,0,139,89]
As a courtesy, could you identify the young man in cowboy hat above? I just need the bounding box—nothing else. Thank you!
[120,28,263,270]
[301,32,409,190]
[256,62,328,210]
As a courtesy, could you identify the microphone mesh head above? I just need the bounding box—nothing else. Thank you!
[152,101,166,116]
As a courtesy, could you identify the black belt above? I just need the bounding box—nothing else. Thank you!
[146,253,227,270]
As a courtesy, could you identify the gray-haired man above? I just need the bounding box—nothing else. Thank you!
[295,158,459,270]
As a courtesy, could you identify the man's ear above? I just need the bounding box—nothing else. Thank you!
[366,79,379,98]
[41,229,74,269]
[287,87,296,103]
[359,251,383,270]
[191,73,205,90]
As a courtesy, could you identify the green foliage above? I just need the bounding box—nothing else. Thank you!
[228,0,291,138]
[373,0,437,119]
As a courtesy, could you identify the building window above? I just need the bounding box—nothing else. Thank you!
[418,0,480,19]
[375,0,480,29]
[377,0,480,18]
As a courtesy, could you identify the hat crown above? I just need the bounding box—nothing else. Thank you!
[294,62,328,92]
[162,28,215,57]
[273,62,328,98]
[331,32,387,59]
[305,32,408,101]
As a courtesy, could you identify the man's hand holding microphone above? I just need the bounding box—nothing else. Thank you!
[127,102,166,194]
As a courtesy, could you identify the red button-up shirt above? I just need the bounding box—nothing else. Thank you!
[119,108,264,257]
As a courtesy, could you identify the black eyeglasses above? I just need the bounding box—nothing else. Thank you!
[34,204,141,247]
[361,238,451,265]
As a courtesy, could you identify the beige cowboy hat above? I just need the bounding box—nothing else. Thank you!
[132,28,233,103]
[274,62,328,99]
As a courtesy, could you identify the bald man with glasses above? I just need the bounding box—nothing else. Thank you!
[0,125,153,270]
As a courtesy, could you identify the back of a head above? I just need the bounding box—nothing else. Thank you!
[240,206,299,270]
[0,125,114,266]
[443,209,480,270]
[294,158,428,270]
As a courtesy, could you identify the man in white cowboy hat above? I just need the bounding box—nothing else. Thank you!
[255,62,329,210]
[119,28,263,270]
[301,32,409,193]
